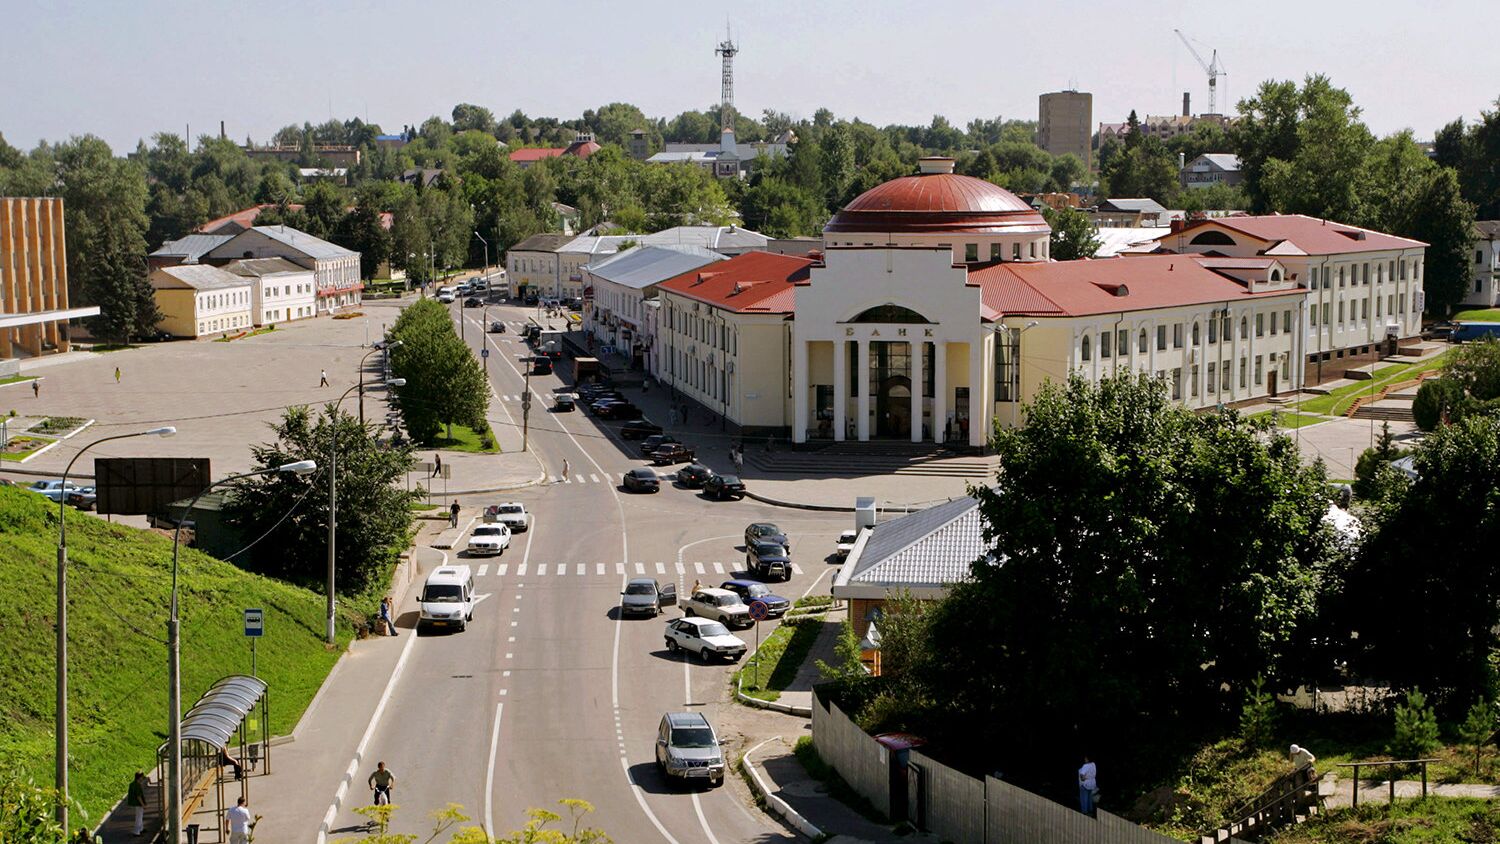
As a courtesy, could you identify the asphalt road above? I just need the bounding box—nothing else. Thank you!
[321,300,847,843]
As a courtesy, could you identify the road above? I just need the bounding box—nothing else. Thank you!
[320,299,846,842]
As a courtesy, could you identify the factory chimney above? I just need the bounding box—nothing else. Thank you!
[1183,92,1191,117]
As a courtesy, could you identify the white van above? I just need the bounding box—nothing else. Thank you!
[436,286,457,303]
[418,565,475,632]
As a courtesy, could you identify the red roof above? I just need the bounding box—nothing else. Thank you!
[197,203,299,234]
[509,147,566,162]
[970,255,1303,319]
[657,252,813,314]
[1179,214,1426,255]
[826,173,1048,236]
[564,139,601,158]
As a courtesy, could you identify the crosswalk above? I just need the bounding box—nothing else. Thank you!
[464,561,806,580]
[537,471,675,484]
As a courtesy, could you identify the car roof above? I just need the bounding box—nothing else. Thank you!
[427,565,472,583]
[722,579,760,589]
[696,587,736,598]
[717,475,742,483]
[666,711,710,728]
[677,616,727,629]
[753,542,789,554]
[494,501,524,508]
[626,577,658,587]
[628,468,655,477]
[750,522,779,531]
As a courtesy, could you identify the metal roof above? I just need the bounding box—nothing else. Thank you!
[171,675,266,751]
[584,246,725,290]
[246,226,356,259]
[149,234,234,263]
[832,495,990,599]
[150,264,253,292]
[641,225,769,251]
[226,257,310,277]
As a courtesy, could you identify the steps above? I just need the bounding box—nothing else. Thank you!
[1352,404,1414,422]
[745,443,998,478]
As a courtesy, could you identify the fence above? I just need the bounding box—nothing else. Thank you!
[810,694,894,819]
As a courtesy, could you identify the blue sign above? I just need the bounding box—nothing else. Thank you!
[244,608,264,638]
[748,600,770,622]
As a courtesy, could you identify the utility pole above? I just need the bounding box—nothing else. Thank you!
[521,360,532,452]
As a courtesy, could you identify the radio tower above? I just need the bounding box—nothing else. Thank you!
[716,25,738,133]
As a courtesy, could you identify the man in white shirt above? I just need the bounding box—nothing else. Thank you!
[1077,755,1098,816]
[226,796,253,844]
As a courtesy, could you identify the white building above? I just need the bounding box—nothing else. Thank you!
[225,257,317,325]
[505,233,573,299]
[148,264,255,338]
[205,226,361,314]
[1464,221,1500,308]
[583,246,725,370]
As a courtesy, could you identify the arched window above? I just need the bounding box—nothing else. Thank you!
[1192,322,1201,345]
[850,304,930,323]
[1240,317,1248,339]
[1081,335,1091,361]
[1270,269,1281,282]
[1189,230,1236,247]
[1138,329,1148,353]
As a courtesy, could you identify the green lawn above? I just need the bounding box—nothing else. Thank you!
[732,614,826,702]
[0,374,38,386]
[431,423,500,453]
[1267,798,1500,843]
[0,486,351,824]
[1453,308,1500,322]
[1290,353,1452,418]
[1252,410,1328,429]
[0,435,52,461]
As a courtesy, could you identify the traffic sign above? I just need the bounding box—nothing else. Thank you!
[481,348,490,359]
[244,608,264,638]
[747,600,770,622]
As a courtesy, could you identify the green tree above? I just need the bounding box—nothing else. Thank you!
[1354,421,1408,499]
[739,178,825,237]
[337,192,392,280]
[388,298,489,443]
[1445,338,1500,402]
[1458,698,1497,778]
[451,103,497,136]
[1412,377,1466,431]
[816,125,856,210]
[1042,206,1101,260]
[1391,689,1442,759]
[1232,80,1305,214]
[225,405,418,596]
[1100,134,1178,202]
[1255,77,1373,222]
[1239,675,1280,750]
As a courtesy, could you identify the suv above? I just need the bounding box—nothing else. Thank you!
[744,523,790,553]
[663,618,746,664]
[719,580,790,618]
[704,474,746,501]
[484,502,531,532]
[652,444,696,466]
[656,712,727,786]
[746,541,792,582]
[676,463,714,488]
[681,587,752,628]
[621,578,677,617]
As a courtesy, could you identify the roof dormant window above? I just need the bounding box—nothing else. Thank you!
[1189,230,1235,247]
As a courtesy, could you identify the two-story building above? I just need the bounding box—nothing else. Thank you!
[505,233,572,299]
[204,226,361,314]
[224,258,317,325]
[1464,221,1500,308]
[1180,153,1243,190]
[148,264,255,338]
[583,246,725,371]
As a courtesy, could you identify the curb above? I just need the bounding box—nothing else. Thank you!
[417,462,549,497]
[742,736,824,841]
[736,685,813,717]
[745,490,855,512]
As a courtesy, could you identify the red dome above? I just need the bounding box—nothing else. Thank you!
[825,172,1049,236]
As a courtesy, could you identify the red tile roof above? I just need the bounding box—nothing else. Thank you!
[970,255,1303,319]
[196,203,299,234]
[657,252,813,314]
[509,147,566,162]
[1178,214,1426,255]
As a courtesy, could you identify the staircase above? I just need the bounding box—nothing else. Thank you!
[745,442,998,478]
[1200,768,1323,844]
[1352,402,1414,423]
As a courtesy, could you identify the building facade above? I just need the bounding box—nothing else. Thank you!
[583,246,725,370]
[1038,91,1093,172]
[225,258,317,325]
[505,233,572,298]
[1180,153,1243,190]
[148,265,255,338]
[1465,221,1500,308]
[205,226,361,314]
[0,197,97,358]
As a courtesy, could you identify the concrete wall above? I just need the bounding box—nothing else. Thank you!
[811,694,891,819]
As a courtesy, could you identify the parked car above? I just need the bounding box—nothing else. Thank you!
[718,580,790,618]
[598,402,641,420]
[652,443,696,466]
[655,711,727,785]
[466,524,512,556]
[744,522,790,553]
[620,419,664,440]
[704,474,746,501]
[65,486,98,511]
[531,357,553,376]
[483,502,531,532]
[681,587,752,628]
[524,293,540,306]
[436,290,456,304]
[554,393,576,411]
[622,468,660,493]
[676,463,714,488]
[488,321,507,333]
[836,529,860,559]
[589,399,624,416]
[639,433,680,455]
[746,541,793,582]
[621,578,676,617]
[567,298,583,312]
[663,618,746,665]
[27,480,81,502]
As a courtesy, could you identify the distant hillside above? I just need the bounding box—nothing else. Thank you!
[0,486,348,824]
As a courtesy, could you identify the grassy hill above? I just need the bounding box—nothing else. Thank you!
[0,485,350,825]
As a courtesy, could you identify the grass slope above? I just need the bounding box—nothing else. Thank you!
[0,486,349,825]
[1267,798,1500,843]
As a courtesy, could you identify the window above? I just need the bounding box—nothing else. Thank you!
[1361,299,1368,320]
[1012,243,1021,260]
[1029,242,1037,259]
[1400,294,1407,314]
[1207,362,1217,393]
[1208,318,1218,343]
[1387,294,1394,315]
[1254,355,1263,385]
[1255,313,1264,337]
[1338,301,1344,324]
[1157,325,1167,350]
[1081,334,1092,361]
[1192,322,1201,345]
[1240,357,1247,388]
[1223,314,1232,338]
[965,243,978,262]
[1171,368,1182,400]
[1338,267,1345,288]
[1480,250,1486,265]
[1377,296,1383,317]
[1118,329,1128,357]
[1323,305,1331,326]
[1191,364,1200,397]
[1240,317,1248,339]
[1139,329,1148,354]
[1362,263,1370,285]
[1222,364,1232,392]
[1173,323,1183,348]
[1189,230,1236,246]
[1100,331,1112,358]
[990,243,1002,261]
[1400,261,1407,280]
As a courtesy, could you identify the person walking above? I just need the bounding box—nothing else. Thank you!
[127,770,148,835]
[380,596,399,637]
[1078,755,1098,816]
[319,369,330,387]
[561,458,570,482]
[226,795,253,844]
[368,762,396,805]
[32,379,39,399]
[449,499,460,528]
[430,453,442,479]
[114,366,121,385]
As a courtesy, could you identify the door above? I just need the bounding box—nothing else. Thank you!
[876,377,912,438]
[888,749,910,822]
[659,584,677,606]
[906,761,927,831]
[1268,370,1278,398]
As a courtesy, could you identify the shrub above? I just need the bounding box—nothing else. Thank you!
[1413,378,1466,431]
[1391,688,1442,759]
[1354,422,1408,500]
[1239,675,1279,749]
[1458,698,1497,778]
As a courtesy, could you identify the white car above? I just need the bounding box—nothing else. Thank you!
[436,291,455,304]
[28,480,81,502]
[485,502,531,532]
[664,617,747,662]
[836,530,860,559]
[466,524,511,556]
[681,588,752,629]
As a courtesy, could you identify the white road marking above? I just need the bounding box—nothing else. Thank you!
[590,473,600,483]
[516,563,527,576]
[655,562,666,574]
[483,702,504,837]
[713,563,724,574]
[505,653,513,659]
[620,758,682,844]
[597,563,606,576]
[499,689,508,696]
[635,563,645,574]
[496,563,508,577]
[577,564,586,576]
[675,562,685,574]
[692,792,725,844]
[507,636,515,643]
[799,565,833,600]
[792,563,804,575]
[503,670,511,677]
[536,563,547,576]
[477,564,489,577]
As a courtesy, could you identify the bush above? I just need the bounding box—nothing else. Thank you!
[1353,422,1407,500]
[1239,675,1279,749]
[1458,698,1497,778]
[1413,378,1466,431]
[1391,688,1442,759]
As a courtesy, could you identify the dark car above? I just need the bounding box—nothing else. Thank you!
[746,541,792,581]
[65,486,98,511]
[652,443,696,465]
[620,419,664,440]
[589,399,623,416]
[598,402,642,420]
[488,321,507,333]
[464,296,482,308]
[567,298,583,312]
[554,393,576,411]
[704,474,746,501]
[524,293,540,306]
[622,468,660,493]
[676,463,714,488]
[719,580,791,618]
[620,578,677,617]
[639,433,680,456]
[531,357,553,376]
[744,522,790,553]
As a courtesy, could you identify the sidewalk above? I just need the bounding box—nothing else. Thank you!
[774,609,845,714]
[404,447,546,497]
[1324,774,1500,808]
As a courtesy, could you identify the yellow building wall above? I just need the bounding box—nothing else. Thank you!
[154,289,200,337]
[735,319,791,429]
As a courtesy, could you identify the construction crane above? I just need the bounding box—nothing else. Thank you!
[1174,29,1226,115]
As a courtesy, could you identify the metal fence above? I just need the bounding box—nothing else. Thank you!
[810,693,893,819]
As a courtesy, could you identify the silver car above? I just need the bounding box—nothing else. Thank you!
[621,578,676,617]
[656,712,725,786]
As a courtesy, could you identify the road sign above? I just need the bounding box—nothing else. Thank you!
[244,608,264,637]
[747,600,770,622]
[481,348,489,359]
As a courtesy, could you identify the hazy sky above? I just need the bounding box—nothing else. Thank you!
[3,0,1496,153]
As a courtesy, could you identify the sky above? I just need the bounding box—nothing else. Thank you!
[3,0,1497,154]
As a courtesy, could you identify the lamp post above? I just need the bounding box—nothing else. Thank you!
[168,459,318,844]
[474,231,489,282]
[326,378,406,644]
[55,426,176,832]
[358,340,403,426]
[1009,321,1039,430]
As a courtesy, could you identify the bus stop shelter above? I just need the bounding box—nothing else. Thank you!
[157,675,270,842]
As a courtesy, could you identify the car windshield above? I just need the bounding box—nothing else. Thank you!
[756,543,786,556]
[841,531,858,542]
[696,622,730,637]
[423,584,464,602]
[720,476,741,485]
[671,727,717,749]
[625,583,656,596]
[746,584,770,598]
[631,470,653,478]
[473,526,503,536]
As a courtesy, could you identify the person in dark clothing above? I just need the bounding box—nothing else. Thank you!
[449,500,460,528]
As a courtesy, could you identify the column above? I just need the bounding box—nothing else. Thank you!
[910,340,924,443]
[856,340,871,441]
[792,339,809,444]
[932,341,947,444]
[832,339,847,442]
[969,336,985,448]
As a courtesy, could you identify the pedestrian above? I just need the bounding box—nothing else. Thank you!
[32,379,39,398]
[127,770,148,835]
[226,795,253,844]
[691,579,701,595]
[642,378,650,394]
[114,366,121,384]
[380,596,399,637]
[368,761,396,805]
[1289,744,1316,771]
[431,453,442,479]
[1078,755,1098,816]
[319,369,330,387]
[562,458,570,481]
[449,499,460,528]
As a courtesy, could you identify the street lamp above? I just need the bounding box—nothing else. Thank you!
[55,426,176,832]
[359,340,403,426]
[167,459,317,844]
[326,378,406,645]
[474,231,489,282]
[1009,321,1039,431]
